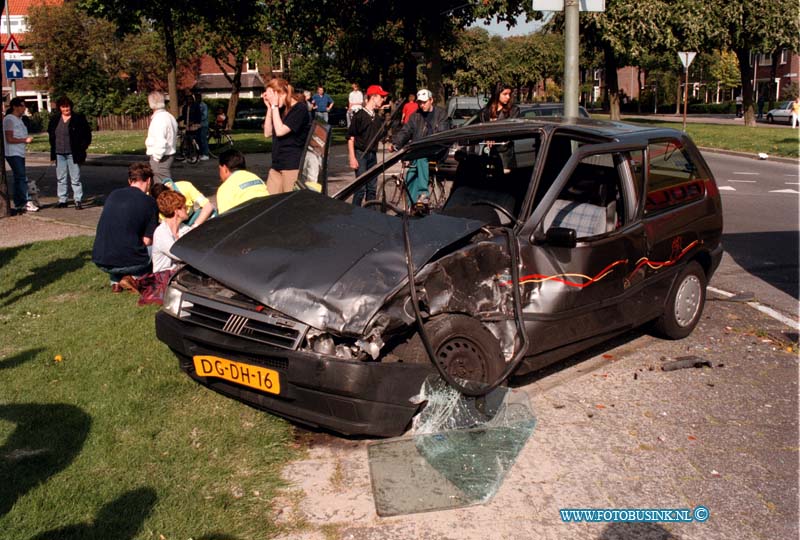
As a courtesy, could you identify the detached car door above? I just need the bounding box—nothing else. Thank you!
[517,142,647,355]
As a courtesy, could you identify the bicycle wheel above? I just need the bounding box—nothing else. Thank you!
[428,176,447,210]
[385,174,408,212]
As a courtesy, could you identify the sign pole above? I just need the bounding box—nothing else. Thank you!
[1,0,11,217]
[563,0,579,119]
[683,65,689,131]
[678,52,696,132]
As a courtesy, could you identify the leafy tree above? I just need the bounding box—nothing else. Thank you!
[580,0,682,120]
[78,0,197,116]
[710,0,800,125]
[25,2,165,117]
[706,49,740,100]
[190,0,271,129]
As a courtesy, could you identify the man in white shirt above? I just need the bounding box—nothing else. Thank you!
[347,83,364,128]
[145,91,178,183]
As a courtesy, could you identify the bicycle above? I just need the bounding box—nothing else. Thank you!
[207,125,234,158]
[174,127,200,164]
[382,159,448,213]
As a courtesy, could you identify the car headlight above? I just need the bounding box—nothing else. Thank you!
[162,285,184,317]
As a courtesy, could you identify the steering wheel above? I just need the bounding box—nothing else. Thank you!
[469,200,518,226]
[363,199,405,215]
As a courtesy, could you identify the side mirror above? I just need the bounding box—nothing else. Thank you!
[545,227,577,248]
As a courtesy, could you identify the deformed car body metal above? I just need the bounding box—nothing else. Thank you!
[156,117,723,437]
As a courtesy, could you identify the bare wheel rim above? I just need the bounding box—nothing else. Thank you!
[674,274,702,327]
[436,337,488,381]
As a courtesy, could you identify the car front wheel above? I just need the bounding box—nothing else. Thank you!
[766,114,774,123]
[396,314,505,384]
[654,261,707,339]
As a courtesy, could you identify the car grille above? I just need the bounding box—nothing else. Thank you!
[179,292,307,350]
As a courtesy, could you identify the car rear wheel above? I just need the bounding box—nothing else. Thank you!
[396,314,505,384]
[654,261,707,339]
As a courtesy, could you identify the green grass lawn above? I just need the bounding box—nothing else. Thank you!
[0,237,300,539]
[593,115,799,158]
[30,127,349,156]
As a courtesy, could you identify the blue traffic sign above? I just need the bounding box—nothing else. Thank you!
[5,59,23,80]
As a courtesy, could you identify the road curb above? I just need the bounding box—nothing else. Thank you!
[698,147,800,164]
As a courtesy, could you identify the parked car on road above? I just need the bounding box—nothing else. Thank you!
[156,118,723,437]
[447,95,488,127]
[326,107,347,127]
[766,101,793,124]
[234,109,265,129]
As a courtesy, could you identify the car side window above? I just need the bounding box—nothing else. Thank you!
[542,152,627,239]
[645,140,705,214]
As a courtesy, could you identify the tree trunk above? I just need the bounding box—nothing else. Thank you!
[401,20,417,96]
[226,62,244,131]
[161,14,180,118]
[769,49,780,108]
[427,30,443,103]
[734,47,756,127]
[603,44,621,120]
[636,68,644,114]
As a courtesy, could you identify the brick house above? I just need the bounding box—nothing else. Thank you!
[1,0,59,112]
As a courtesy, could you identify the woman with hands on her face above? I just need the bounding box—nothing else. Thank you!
[262,78,311,195]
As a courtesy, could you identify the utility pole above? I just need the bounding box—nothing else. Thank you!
[563,0,579,118]
[533,0,605,120]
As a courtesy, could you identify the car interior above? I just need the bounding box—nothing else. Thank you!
[439,137,539,225]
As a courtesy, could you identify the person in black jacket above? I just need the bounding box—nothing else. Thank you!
[48,96,92,209]
[392,89,450,205]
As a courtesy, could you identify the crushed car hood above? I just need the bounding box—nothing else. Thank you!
[173,191,486,335]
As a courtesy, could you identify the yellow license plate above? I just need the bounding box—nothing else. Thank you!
[193,355,280,395]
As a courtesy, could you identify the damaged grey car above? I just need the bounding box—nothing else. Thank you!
[155,118,723,437]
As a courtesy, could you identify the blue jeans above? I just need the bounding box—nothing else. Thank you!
[96,261,152,284]
[405,158,430,206]
[5,155,28,208]
[199,126,210,156]
[352,151,378,207]
[56,154,83,203]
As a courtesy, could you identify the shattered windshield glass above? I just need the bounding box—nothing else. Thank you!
[368,376,537,516]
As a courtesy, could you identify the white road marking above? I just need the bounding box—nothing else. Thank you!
[733,172,759,175]
[718,186,737,191]
[728,180,756,183]
[786,182,800,185]
[768,189,800,194]
[708,286,799,331]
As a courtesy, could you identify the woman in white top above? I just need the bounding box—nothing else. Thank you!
[152,190,189,273]
[3,97,37,213]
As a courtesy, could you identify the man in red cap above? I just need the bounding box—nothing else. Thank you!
[347,84,389,207]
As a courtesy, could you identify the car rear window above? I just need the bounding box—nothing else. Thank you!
[645,140,705,214]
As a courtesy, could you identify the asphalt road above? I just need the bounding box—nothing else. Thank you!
[702,152,799,317]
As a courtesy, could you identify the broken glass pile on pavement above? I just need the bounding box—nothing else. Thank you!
[368,376,537,516]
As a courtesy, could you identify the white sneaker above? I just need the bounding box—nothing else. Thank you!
[199,155,210,161]
[25,201,39,212]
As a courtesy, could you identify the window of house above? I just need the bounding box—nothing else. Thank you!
[780,49,789,65]
[246,58,257,72]
[645,140,704,214]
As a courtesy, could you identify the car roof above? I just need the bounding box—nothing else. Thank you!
[406,117,683,149]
